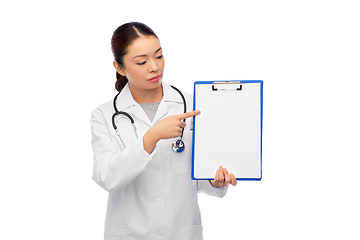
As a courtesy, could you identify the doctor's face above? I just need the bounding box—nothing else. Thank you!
[116,36,165,92]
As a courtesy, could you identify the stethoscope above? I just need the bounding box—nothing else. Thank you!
[112,85,187,153]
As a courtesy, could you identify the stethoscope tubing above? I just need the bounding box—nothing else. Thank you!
[112,85,186,151]
[170,85,186,138]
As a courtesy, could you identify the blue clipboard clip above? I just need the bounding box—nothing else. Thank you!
[212,81,242,91]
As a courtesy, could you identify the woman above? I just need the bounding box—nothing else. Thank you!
[90,22,237,240]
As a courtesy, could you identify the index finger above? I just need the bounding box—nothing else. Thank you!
[178,110,201,120]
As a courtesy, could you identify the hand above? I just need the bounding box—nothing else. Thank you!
[143,110,201,153]
[150,110,201,141]
[210,166,237,187]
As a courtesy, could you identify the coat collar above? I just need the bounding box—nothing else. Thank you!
[114,81,184,127]
[162,82,184,104]
[114,83,137,112]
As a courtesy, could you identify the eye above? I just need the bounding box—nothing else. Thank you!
[137,61,146,65]
[156,55,163,59]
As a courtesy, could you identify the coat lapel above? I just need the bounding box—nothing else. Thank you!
[152,82,184,124]
[115,84,152,127]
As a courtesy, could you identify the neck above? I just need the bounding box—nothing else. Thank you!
[129,84,163,104]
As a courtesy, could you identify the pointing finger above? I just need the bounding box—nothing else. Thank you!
[178,110,201,120]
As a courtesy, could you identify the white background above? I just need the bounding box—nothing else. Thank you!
[1,0,359,239]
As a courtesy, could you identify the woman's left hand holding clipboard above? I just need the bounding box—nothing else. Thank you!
[210,166,237,187]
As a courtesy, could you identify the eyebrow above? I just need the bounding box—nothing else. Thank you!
[133,47,162,59]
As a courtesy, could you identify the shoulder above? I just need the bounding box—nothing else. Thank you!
[91,98,114,120]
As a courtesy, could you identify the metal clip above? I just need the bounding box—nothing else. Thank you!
[212,81,242,91]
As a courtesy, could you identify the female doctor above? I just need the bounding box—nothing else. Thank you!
[90,22,237,240]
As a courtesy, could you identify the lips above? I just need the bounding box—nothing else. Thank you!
[148,74,161,82]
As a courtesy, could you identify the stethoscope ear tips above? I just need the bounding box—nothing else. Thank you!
[172,139,185,153]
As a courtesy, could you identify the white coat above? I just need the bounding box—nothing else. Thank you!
[90,82,228,240]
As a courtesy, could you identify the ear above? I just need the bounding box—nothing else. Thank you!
[113,60,126,76]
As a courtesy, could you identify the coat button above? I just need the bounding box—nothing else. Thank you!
[156,198,162,204]
[153,166,160,173]
[157,230,165,237]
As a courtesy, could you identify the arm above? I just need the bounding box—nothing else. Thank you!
[90,108,155,194]
[197,180,229,198]
[90,108,201,194]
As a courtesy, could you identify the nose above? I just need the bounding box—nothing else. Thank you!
[149,59,159,73]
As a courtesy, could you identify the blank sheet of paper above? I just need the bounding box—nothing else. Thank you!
[192,81,263,180]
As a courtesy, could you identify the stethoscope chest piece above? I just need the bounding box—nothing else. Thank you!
[172,139,185,153]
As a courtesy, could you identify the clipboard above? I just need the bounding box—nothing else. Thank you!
[191,80,263,181]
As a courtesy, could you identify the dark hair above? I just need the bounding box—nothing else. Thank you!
[111,22,158,92]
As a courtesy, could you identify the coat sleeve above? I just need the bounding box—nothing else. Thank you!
[90,108,155,194]
[197,180,229,198]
